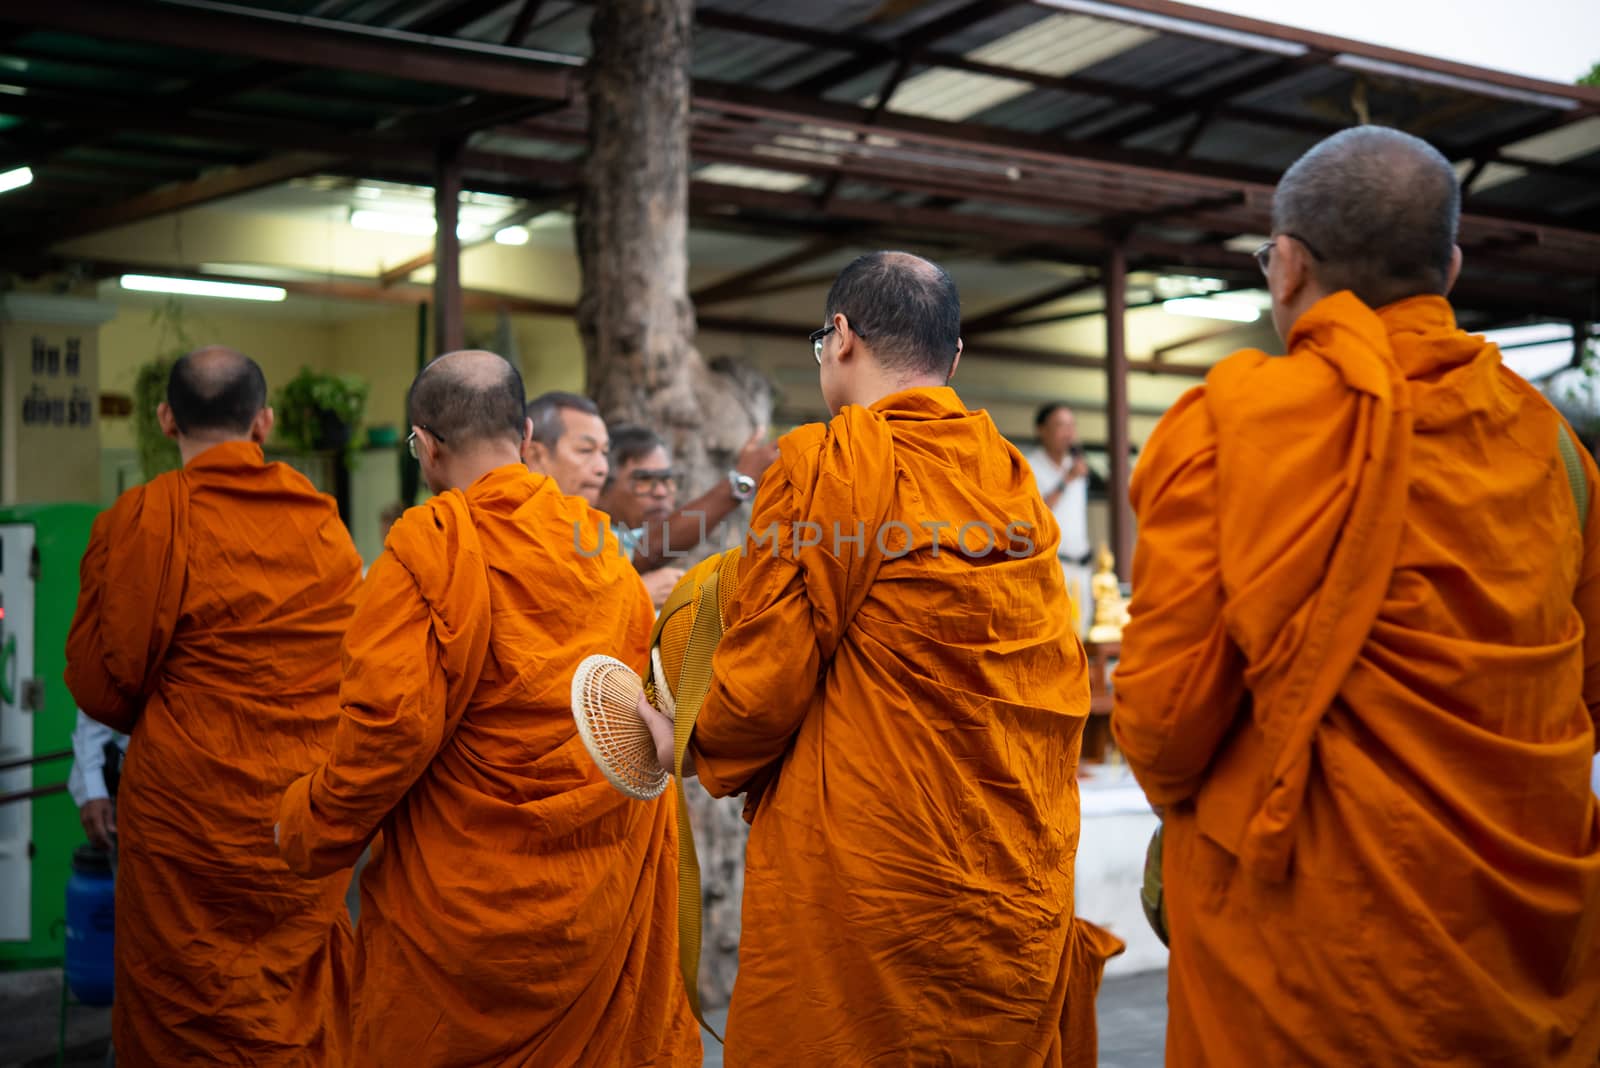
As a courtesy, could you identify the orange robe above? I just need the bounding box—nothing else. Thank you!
[693,387,1121,1066]
[1114,292,1600,1065]
[64,440,361,1066]
[277,465,701,1068]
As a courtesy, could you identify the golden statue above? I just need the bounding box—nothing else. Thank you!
[1088,543,1131,644]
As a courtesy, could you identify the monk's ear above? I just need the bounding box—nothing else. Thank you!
[835,313,859,363]
[1443,245,1463,295]
[521,417,534,454]
[1276,234,1315,305]
[523,438,546,470]
[251,407,275,445]
[156,402,180,441]
[947,338,963,383]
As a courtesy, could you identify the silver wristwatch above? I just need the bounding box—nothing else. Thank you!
[728,470,757,502]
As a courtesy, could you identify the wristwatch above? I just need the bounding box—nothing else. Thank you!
[728,470,757,502]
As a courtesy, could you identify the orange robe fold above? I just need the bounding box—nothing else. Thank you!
[277,465,700,1068]
[64,440,361,1066]
[693,387,1119,1066]
[1114,292,1600,1065]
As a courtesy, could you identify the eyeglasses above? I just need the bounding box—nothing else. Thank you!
[628,468,680,493]
[1253,233,1325,277]
[810,320,868,364]
[407,425,446,459]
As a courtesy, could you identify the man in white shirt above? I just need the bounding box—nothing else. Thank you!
[1024,403,1093,634]
[66,710,129,850]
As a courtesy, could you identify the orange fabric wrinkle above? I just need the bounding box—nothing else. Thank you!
[1114,292,1600,1065]
[692,387,1119,1066]
[64,440,362,1066]
[277,464,700,1068]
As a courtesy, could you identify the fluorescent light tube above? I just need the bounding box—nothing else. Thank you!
[0,165,32,195]
[1162,297,1260,323]
[120,274,287,302]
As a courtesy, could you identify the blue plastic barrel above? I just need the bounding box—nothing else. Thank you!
[64,845,115,1006]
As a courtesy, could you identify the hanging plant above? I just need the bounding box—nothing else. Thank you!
[272,366,370,466]
[131,299,189,481]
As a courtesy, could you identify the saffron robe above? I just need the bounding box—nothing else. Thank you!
[65,440,360,1066]
[278,465,701,1067]
[693,387,1121,1066]
[1114,293,1600,1065]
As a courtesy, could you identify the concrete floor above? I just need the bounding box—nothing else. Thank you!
[3,968,1167,1067]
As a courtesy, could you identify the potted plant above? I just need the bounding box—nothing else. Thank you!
[133,356,183,481]
[272,367,370,463]
[131,299,189,481]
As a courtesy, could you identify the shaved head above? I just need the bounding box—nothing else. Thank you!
[166,346,266,434]
[1272,125,1461,308]
[407,349,526,448]
[824,251,961,377]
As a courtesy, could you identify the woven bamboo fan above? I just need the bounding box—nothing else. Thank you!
[570,654,669,801]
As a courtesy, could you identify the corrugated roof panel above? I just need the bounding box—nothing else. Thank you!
[1466,169,1600,218]
[0,52,180,95]
[8,31,237,76]
[225,90,395,124]
[519,3,593,57]
[696,162,813,192]
[691,28,820,84]
[1070,32,1246,90]
[885,13,1153,122]
[1186,117,1322,170]
[971,88,1116,133]
[1505,116,1600,164]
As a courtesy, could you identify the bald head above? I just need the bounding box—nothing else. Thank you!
[167,346,266,434]
[824,251,961,377]
[406,350,526,449]
[1273,125,1461,309]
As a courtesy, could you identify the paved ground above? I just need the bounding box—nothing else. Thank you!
[3,968,1167,1067]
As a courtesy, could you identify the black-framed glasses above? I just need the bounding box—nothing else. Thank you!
[627,468,680,493]
[1253,233,1325,277]
[407,424,446,459]
[810,320,868,364]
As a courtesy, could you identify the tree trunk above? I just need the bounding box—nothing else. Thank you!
[577,0,772,1010]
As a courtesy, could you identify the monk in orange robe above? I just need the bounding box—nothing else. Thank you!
[1114,126,1600,1065]
[65,346,360,1066]
[277,350,700,1067]
[644,252,1121,1065]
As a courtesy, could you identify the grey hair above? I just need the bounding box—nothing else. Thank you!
[1271,125,1460,308]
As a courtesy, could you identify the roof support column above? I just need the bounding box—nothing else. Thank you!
[433,139,465,356]
[1105,239,1133,582]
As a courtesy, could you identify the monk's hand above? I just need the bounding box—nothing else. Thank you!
[637,691,692,778]
[735,427,780,479]
[80,799,115,850]
[642,567,685,609]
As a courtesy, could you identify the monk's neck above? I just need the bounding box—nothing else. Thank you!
[179,435,256,466]
[845,375,948,411]
[440,446,523,492]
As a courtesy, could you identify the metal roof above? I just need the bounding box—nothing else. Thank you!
[1,0,1597,334]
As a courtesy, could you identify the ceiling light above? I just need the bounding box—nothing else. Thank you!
[120,274,287,302]
[1163,297,1260,323]
[350,209,436,235]
[494,226,531,246]
[0,165,32,195]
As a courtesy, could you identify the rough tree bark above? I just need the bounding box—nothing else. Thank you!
[577,0,773,1009]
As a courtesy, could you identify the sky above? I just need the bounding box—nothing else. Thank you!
[1184,0,1599,84]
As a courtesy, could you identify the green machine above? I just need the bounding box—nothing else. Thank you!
[0,503,98,970]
